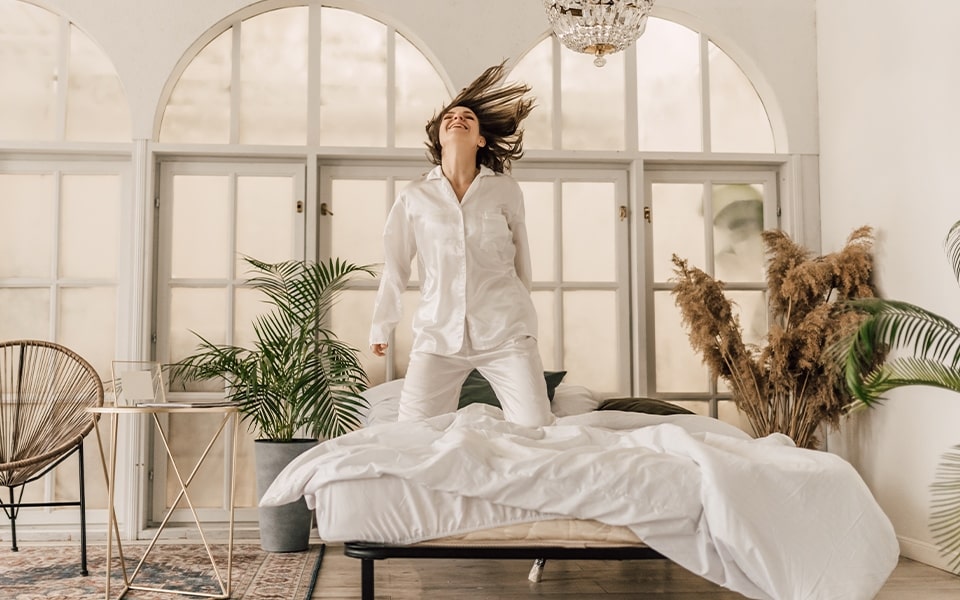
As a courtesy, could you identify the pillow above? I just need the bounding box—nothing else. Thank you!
[596,396,694,416]
[359,379,404,426]
[457,370,567,410]
[550,384,599,417]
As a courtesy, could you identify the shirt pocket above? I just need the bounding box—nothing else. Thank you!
[480,210,514,262]
[481,211,511,241]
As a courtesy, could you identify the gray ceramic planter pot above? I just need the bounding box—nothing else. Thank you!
[254,438,319,552]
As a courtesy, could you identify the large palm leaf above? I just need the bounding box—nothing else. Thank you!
[169,257,376,440]
[835,218,960,570]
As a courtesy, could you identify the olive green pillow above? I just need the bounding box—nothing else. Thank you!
[457,369,567,409]
[596,397,694,416]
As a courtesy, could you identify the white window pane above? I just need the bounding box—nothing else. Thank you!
[236,175,296,270]
[654,291,709,393]
[561,51,624,150]
[331,290,378,383]
[0,173,53,278]
[717,400,753,435]
[240,7,308,145]
[395,33,447,148]
[518,181,555,281]
[159,31,232,144]
[66,25,129,142]
[59,286,116,378]
[234,286,270,350]
[0,288,49,339]
[636,18,701,151]
[531,290,556,371]
[60,174,120,279]
[725,290,767,348]
[330,180,388,266]
[510,39,554,150]
[709,42,774,153]
[713,184,765,282]
[171,175,230,279]
[168,287,227,392]
[55,435,107,508]
[319,8,387,147]
[651,183,705,280]
[562,182,615,281]
[233,430,257,507]
[563,291,617,391]
[167,413,227,508]
[0,1,58,140]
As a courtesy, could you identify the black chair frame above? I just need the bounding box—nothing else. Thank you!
[1,439,89,575]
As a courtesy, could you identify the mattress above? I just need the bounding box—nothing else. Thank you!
[423,518,643,547]
[312,473,641,546]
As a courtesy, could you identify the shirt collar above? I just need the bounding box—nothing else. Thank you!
[427,164,496,181]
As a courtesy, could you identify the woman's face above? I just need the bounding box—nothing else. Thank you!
[439,106,485,151]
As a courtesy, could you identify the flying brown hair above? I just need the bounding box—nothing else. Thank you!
[425,61,535,173]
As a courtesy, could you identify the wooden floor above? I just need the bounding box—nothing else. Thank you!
[311,545,960,599]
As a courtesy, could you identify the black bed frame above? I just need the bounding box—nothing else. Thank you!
[343,540,665,600]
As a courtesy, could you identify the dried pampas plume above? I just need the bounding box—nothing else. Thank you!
[670,226,876,448]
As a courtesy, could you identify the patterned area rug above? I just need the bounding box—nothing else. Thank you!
[0,542,324,599]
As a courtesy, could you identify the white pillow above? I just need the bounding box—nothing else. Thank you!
[360,379,403,426]
[550,383,598,417]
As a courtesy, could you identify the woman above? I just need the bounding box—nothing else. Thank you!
[368,62,554,427]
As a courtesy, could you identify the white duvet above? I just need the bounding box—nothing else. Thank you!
[261,404,899,600]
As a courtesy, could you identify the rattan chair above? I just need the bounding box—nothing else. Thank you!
[0,340,104,576]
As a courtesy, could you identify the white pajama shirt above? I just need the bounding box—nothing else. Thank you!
[369,165,553,426]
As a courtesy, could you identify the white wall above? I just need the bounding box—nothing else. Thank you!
[818,0,960,570]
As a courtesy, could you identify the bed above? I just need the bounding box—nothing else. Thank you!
[260,376,900,600]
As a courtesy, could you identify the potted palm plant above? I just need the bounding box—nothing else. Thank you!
[168,256,375,552]
[833,218,960,571]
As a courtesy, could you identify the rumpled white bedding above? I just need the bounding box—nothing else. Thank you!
[261,404,899,600]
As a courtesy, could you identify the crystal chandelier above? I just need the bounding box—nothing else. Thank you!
[543,0,655,67]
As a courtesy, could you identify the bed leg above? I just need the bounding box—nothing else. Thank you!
[361,558,375,600]
[528,557,546,582]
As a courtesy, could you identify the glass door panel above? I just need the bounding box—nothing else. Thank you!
[644,169,777,425]
[156,161,305,525]
[320,165,428,384]
[516,168,630,394]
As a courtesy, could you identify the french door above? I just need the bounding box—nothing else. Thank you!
[320,164,633,393]
[642,168,780,421]
[154,160,305,528]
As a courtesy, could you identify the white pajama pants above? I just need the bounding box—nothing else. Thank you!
[399,335,555,427]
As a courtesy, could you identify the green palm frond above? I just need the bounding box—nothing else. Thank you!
[857,356,960,399]
[931,446,960,572]
[838,298,960,405]
[947,220,960,285]
[168,256,375,441]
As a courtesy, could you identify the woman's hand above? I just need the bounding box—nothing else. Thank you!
[371,343,388,357]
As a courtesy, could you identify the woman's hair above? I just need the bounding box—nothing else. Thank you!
[425,61,534,173]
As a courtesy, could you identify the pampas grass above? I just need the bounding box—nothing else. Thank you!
[670,226,876,448]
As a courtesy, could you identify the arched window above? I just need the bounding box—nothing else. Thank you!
[0,0,130,533]
[512,17,775,153]
[158,5,447,146]
[0,0,128,368]
[0,0,130,141]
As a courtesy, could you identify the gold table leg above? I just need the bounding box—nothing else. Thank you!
[91,408,239,600]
